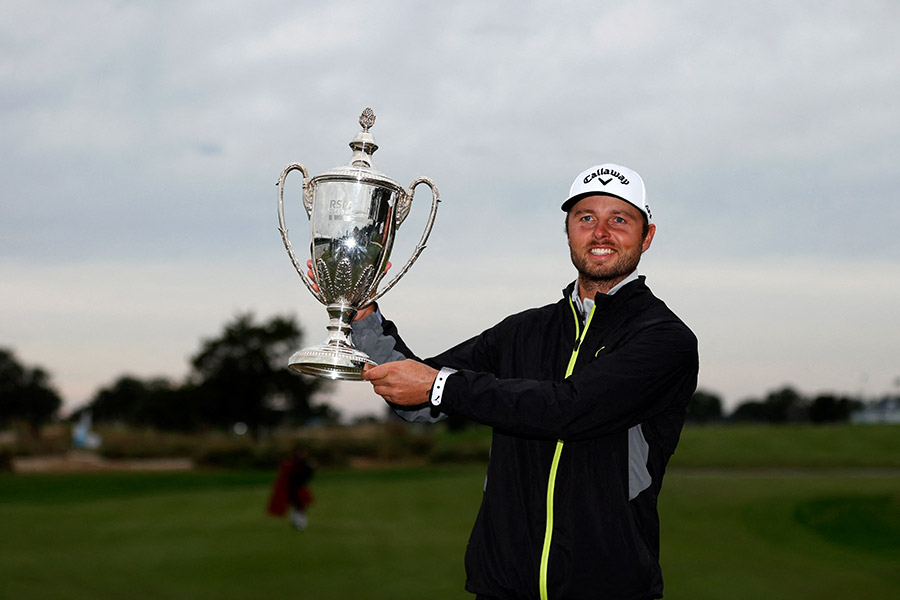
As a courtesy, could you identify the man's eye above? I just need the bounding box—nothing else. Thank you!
[580,215,593,222]
[613,216,626,224]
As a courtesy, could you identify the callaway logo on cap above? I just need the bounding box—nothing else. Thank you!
[561,163,652,223]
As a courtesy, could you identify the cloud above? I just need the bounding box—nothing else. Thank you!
[1,0,899,416]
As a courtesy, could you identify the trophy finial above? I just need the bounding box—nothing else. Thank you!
[349,108,378,167]
[359,108,376,132]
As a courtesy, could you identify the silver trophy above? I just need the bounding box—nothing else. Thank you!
[276,108,440,380]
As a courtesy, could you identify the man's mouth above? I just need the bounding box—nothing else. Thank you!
[589,248,615,256]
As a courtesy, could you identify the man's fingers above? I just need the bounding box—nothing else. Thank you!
[364,364,403,401]
[362,363,388,381]
[306,260,321,293]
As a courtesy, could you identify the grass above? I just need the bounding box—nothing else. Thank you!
[671,423,900,469]
[1,425,898,599]
[660,472,899,599]
[437,423,900,470]
[0,467,483,600]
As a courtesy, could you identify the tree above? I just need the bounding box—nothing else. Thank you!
[730,386,808,423]
[0,348,62,431]
[687,389,723,423]
[83,375,196,431]
[87,375,155,423]
[809,393,863,423]
[730,399,769,422]
[188,313,333,434]
[762,386,808,422]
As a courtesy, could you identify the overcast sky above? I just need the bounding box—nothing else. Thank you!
[2,0,899,420]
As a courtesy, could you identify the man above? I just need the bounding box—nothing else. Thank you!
[353,163,698,600]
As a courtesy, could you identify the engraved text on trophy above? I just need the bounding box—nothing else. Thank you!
[311,181,397,306]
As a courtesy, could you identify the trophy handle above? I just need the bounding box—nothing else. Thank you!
[276,162,325,303]
[362,177,441,308]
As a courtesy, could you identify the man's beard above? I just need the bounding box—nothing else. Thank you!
[569,244,642,288]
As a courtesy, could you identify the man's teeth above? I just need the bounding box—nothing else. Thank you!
[590,248,614,255]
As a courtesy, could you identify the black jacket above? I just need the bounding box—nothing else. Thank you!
[370,277,698,600]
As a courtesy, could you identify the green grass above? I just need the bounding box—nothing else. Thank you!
[1,425,899,599]
[660,473,899,599]
[0,467,483,600]
[438,423,900,470]
[670,424,900,469]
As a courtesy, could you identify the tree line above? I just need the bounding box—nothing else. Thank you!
[1,313,334,436]
[0,312,894,433]
[686,387,868,424]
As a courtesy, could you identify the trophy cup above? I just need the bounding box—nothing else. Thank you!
[276,108,441,380]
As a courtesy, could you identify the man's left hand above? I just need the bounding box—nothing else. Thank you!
[362,360,438,406]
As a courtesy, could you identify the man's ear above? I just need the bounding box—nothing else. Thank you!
[641,224,656,252]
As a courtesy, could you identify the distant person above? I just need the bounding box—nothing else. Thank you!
[71,410,101,449]
[267,445,315,530]
[352,163,699,599]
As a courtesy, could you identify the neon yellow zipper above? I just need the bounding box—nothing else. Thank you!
[539,299,595,600]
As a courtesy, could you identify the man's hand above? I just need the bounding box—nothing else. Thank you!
[362,360,438,406]
[307,260,390,322]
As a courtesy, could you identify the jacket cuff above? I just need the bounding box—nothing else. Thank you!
[430,367,458,407]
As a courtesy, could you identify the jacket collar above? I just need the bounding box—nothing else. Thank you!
[563,274,646,307]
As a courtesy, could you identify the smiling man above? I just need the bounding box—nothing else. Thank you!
[565,193,654,296]
[353,163,698,600]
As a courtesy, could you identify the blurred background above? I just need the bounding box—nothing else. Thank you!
[2,0,899,420]
[1,1,898,599]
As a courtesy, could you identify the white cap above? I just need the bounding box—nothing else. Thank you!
[561,163,651,223]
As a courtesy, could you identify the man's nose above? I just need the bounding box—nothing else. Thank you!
[591,221,610,238]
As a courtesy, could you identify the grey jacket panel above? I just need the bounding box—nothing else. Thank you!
[628,424,651,500]
[353,312,406,364]
[352,312,447,424]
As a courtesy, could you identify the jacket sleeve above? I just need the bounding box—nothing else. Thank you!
[352,309,419,364]
[437,320,699,441]
[352,309,448,423]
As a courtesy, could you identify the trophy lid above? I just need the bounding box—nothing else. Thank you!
[349,107,378,168]
[312,108,402,191]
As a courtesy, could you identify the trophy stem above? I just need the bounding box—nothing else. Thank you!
[288,303,376,380]
[323,304,358,346]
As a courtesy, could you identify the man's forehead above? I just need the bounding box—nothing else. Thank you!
[568,194,643,216]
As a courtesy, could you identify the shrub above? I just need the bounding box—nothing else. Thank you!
[0,445,12,472]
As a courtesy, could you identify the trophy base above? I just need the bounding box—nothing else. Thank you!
[288,345,377,381]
